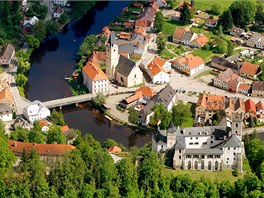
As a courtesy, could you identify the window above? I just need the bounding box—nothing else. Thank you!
[228,147,230,150]
[189,142,193,145]
[190,137,192,140]
[207,155,213,158]
[234,153,236,155]
[179,149,181,153]
[215,155,220,158]
[211,141,213,144]
[201,155,205,159]
[234,148,236,150]
[196,137,198,140]
[134,74,136,78]
[234,158,236,160]
[179,156,181,159]
[202,142,207,145]
[194,155,199,158]
[194,142,199,145]
[227,158,229,160]
[186,155,192,158]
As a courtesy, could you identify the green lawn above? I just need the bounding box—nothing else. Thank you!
[181,117,194,127]
[160,49,175,59]
[162,19,188,35]
[163,167,239,183]
[194,0,244,11]
[193,70,219,79]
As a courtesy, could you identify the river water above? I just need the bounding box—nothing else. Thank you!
[25,1,152,147]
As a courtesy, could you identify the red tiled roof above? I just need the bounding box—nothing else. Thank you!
[135,86,156,98]
[134,27,146,35]
[8,140,75,156]
[0,88,14,104]
[239,62,259,77]
[173,54,204,69]
[238,83,250,91]
[39,120,48,128]
[173,27,186,41]
[101,26,111,37]
[61,125,70,133]
[195,35,209,47]
[147,56,168,77]
[256,101,264,112]
[245,99,256,114]
[107,146,122,153]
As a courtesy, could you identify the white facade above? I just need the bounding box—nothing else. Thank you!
[41,126,49,132]
[23,100,50,124]
[0,113,12,122]
[106,43,119,79]
[53,10,64,18]
[176,63,204,76]
[82,70,109,94]
[53,0,68,6]
[149,71,170,84]
[162,61,172,72]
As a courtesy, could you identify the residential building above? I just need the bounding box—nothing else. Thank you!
[230,27,244,37]
[204,18,218,28]
[0,44,15,66]
[53,0,68,6]
[119,32,131,40]
[256,37,264,49]
[108,146,122,153]
[135,3,157,32]
[12,116,31,130]
[244,99,256,118]
[237,84,251,95]
[0,88,14,108]
[234,98,246,118]
[191,35,209,48]
[39,120,49,132]
[224,98,246,119]
[152,118,244,171]
[138,85,177,125]
[0,103,12,122]
[82,52,109,94]
[213,68,243,91]
[61,125,78,144]
[252,81,264,97]
[53,7,64,18]
[23,16,39,27]
[23,100,50,124]
[211,56,239,72]
[246,32,263,48]
[147,61,170,84]
[172,54,204,76]
[256,101,264,120]
[170,11,181,22]
[173,27,189,43]
[239,62,260,79]
[106,32,143,87]
[8,140,75,164]
[195,94,225,121]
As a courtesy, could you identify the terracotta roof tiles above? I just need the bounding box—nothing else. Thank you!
[239,62,259,77]
[245,99,256,114]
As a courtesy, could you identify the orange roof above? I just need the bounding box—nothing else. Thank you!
[107,146,122,153]
[196,93,207,109]
[8,140,75,156]
[177,1,192,8]
[173,27,186,41]
[151,56,167,67]
[195,35,209,47]
[134,27,146,35]
[147,59,168,77]
[123,22,134,27]
[240,62,260,77]
[135,19,152,28]
[174,54,204,69]
[135,86,156,98]
[125,91,143,104]
[245,99,256,114]
[39,120,48,128]
[119,32,131,39]
[256,101,264,112]
[82,54,108,81]
[226,98,235,110]
[0,88,13,103]
[238,83,250,91]
[61,125,70,133]
[151,1,159,11]
[118,52,129,58]
[197,94,225,111]
[101,26,111,37]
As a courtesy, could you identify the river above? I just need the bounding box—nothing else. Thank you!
[25,1,152,147]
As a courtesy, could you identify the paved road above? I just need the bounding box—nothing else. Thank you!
[43,0,53,21]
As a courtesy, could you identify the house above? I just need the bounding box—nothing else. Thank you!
[173,27,190,43]
[119,32,131,40]
[239,62,260,79]
[138,85,177,125]
[39,120,49,132]
[246,32,263,48]
[256,37,264,49]
[152,118,244,171]
[252,81,264,97]
[135,86,156,100]
[134,27,146,36]
[195,94,225,121]
[82,52,109,94]
[106,32,143,87]
[191,34,209,48]
[13,116,31,130]
[256,101,264,120]
[237,83,251,95]
[0,103,12,122]
[135,5,156,32]
[61,125,78,144]
[53,0,68,6]
[0,44,15,66]
[244,99,256,118]
[213,69,243,92]
[99,26,111,39]
[147,60,170,84]
[205,18,218,28]
[0,88,14,108]
[177,0,193,10]
[23,16,39,27]
[8,140,75,163]
[118,43,144,59]
[224,97,246,119]
[170,11,181,22]
[23,100,50,124]
[107,146,122,153]
[172,54,204,76]
[230,27,244,37]
[53,7,64,18]
[234,98,246,118]
[130,33,150,50]
[211,56,239,72]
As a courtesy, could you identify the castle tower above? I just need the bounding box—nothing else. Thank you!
[106,31,119,79]
[231,114,243,138]
[167,121,177,149]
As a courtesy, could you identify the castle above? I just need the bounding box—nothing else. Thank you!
[152,115,244,171]
[106,32,143,87]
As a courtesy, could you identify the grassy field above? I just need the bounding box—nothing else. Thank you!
[162,19,188,35]
[163,167,239,183]
[160,49,175,59]
[194,0,242,11]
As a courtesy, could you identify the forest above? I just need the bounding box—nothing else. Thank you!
[0,122,264,198]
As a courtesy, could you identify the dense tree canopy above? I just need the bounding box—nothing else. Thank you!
[154,11,165,32]
[180,2,192,25]
[218,9,234,32]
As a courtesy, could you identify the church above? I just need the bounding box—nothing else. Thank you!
[106,32,143,87]
[152,114,244,171]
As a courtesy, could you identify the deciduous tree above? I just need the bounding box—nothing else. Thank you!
[154,11,165,32]
[180,2,192,25]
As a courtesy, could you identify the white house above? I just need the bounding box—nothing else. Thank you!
[23,100,50,124]
[0,103,12,122]
[53,7,64,18]
[53,0,68,6]
[172,54,204,76]
[23,16,39,27]
[153,117,244,171]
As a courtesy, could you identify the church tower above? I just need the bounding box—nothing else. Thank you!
[106,31,119,79]
[231,114,243,139]
[167,122,177,149]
